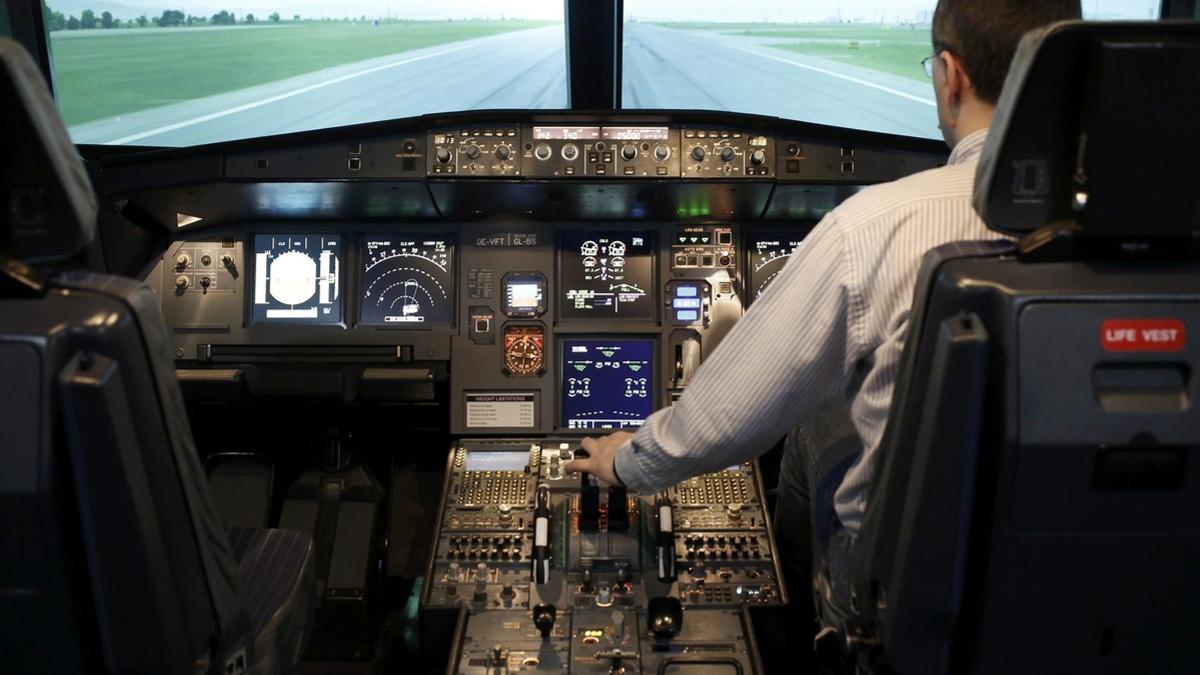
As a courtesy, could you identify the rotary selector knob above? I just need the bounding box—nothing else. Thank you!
[435,147,452,164]
[750,149,767,166]
[621,144,638,161]
[720,146,736,163]
[465,144,481,160]
[200,254,212,266]
[690,146,706,162]
[199,276,212,289]
[653,144,671,161]
[534,143,553,161]
[175,253,191,269]
[495,144,512,161]
[561,143,579,161]
[175,275,189,290]
[220,254,235,268]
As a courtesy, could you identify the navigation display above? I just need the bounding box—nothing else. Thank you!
[747,233,805,302]
[360,236,453,326]
[560,231,655,319]
[252,234,341,323]
[561,338,654,430]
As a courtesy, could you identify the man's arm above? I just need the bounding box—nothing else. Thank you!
[566,215,861,491]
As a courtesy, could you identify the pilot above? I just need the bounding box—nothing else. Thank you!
[566,0,1083,623]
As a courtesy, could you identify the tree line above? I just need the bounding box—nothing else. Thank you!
[44,5,286,31]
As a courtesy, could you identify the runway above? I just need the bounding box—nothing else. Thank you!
[70,23,940,146]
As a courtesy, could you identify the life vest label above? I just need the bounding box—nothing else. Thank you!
[1100,319,1186,352]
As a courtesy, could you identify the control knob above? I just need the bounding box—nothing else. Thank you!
[561,143,579,162]
[200,254,212,266]
[621,144,638,162]
[495,144,511,161]
[750,149,767,166]
[464,144,481,160]
[175,253,191,269]
[653,144,671,161]
[434,147,452,164]
[534,143,553,161]
[720,146,736,163]
[175,275,189,290]
[199,276,211,289]
[533,603,557,639]
[690,146,706,162]
[220,254,235,268]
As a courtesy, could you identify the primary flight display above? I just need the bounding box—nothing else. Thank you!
[251,234,341,323]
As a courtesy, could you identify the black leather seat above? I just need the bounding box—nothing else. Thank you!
[0,38,316,674]
[833,20,1200,675]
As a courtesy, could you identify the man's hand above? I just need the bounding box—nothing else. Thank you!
[564,431,632,486]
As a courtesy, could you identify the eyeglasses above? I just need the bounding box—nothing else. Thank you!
[921,55,937,78]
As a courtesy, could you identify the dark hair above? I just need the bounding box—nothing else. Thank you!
[933,0,1081,104]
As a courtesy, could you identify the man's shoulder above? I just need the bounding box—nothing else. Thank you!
[830,161,979,232]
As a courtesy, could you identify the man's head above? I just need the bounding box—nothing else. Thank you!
[930,0,1081,146]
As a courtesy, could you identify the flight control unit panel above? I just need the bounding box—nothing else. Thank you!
[422,440,784,675]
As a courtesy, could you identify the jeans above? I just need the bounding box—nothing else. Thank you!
[773,401,863,626]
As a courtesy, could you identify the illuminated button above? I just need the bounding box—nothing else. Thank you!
[676,310,699,322]
[675,286,698,297]
[673,298,701,309]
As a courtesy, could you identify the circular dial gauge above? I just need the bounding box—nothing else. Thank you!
[750,236,805,301]
[504,326,545,377]
[360,238,452,326]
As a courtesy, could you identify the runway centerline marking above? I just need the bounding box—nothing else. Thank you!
[105,43,477,145]
[734,46,937,107]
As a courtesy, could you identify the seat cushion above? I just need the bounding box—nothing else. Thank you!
[228,528,317,674]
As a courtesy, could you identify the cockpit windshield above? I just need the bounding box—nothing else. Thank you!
[41,0,1160,146]
[623,0,1162,139]
[46,0,567,146]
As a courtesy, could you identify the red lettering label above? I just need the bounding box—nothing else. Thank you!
[1101,319,1186,352]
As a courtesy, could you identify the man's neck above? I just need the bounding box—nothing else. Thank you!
[953,103,995,146]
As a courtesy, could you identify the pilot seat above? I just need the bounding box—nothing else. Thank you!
[813,20,1200,675]
[0,39,317,674]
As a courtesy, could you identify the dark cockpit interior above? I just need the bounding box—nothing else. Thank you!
[3,2,1200,674]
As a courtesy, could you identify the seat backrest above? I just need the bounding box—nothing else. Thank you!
[848,21,1200,675]
[0,38,250,674]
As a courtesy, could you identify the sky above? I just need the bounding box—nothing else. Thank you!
[49,0,1163,23]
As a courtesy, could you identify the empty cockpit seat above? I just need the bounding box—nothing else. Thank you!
[837,20,1200,675]
[0,38,315,674]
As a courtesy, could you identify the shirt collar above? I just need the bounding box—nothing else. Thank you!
[948,128,989,165]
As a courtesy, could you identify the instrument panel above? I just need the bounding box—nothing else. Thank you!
[160,223,818,430]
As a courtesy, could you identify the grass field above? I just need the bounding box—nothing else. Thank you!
[653,22,931,83]
[50,20,555,125]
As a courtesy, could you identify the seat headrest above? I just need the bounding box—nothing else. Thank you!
[0,38,97,264]
[974,21,1200,241]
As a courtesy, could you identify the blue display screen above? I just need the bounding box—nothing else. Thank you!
[561,338,654,430]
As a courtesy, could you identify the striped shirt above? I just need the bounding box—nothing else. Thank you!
[614,128,1007,533]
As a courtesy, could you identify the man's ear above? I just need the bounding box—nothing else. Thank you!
[940,50,973,113]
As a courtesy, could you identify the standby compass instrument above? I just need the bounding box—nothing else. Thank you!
[251,234,341,323]
[359,236,453,326]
